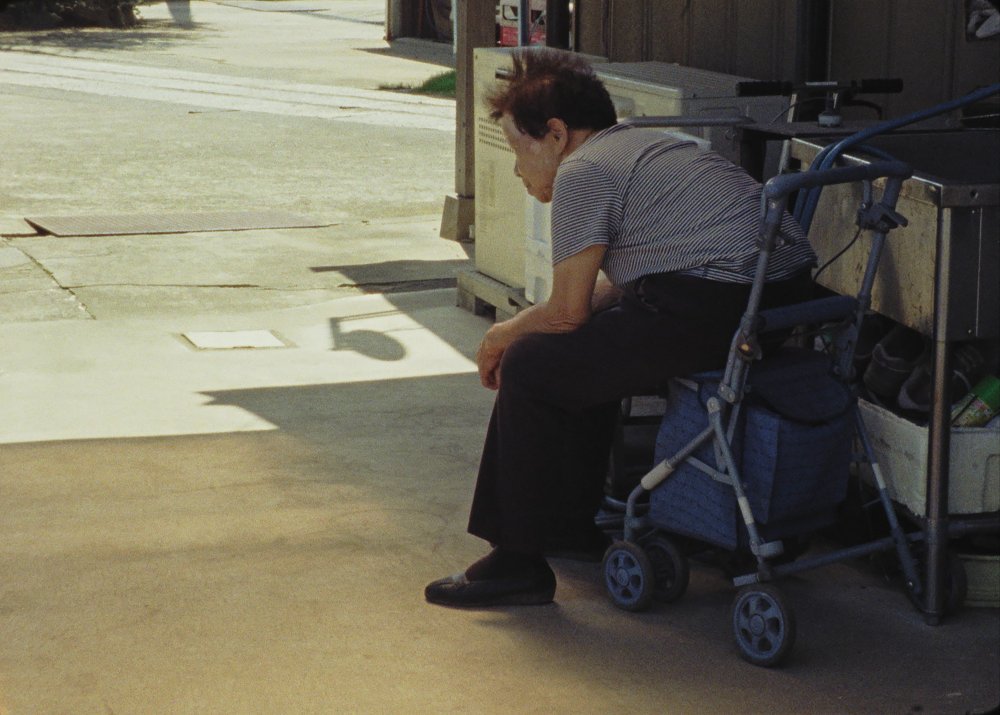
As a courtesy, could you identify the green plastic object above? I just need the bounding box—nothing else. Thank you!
[952,375,1000,427]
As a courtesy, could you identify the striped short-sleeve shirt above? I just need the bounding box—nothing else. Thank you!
[550,124,816,286]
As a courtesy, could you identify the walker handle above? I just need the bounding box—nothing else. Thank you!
[764,160,912,202]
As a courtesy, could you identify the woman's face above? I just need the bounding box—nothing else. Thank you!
[499,113,563,203]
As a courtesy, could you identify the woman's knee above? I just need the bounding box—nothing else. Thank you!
[498,334,555,390]
[498,333,617,410]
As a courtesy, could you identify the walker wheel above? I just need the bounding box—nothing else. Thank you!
[731,584,796,667]
[643,534,689,603]
[602,541,655,612]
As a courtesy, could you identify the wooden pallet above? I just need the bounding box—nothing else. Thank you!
[456,270,530,322]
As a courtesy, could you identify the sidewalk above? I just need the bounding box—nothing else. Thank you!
[0,0,467,322]
[1,3,998,713]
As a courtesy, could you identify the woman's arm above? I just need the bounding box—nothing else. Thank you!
[476,244,607,389]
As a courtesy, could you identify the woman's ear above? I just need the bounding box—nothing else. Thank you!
[545,117,569,146]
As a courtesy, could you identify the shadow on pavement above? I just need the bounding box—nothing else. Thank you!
[329,317,408,361]
[198,372,485,489]
[312,258,471,296]
[363,39,455,69]
[0,18,206,49]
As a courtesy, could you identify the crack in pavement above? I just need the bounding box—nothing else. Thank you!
[3,244,96,318]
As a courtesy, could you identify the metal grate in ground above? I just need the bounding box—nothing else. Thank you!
[24,211,330,237]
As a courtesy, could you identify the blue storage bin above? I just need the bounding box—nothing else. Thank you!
[650,373,855,550]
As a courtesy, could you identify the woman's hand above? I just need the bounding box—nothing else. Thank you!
[472,245,608,391]
[476,327,505,390]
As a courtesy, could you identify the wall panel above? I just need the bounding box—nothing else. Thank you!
[607,0,648,61]
[646,0,688,63]
[829,0,998,119]
[578,0,803,81]
[685,0,733,72]
[577,0,997,112]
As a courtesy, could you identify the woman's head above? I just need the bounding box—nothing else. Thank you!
[487,49,617,202]
[486,48,617,139]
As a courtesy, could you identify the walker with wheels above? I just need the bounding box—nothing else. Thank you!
[599,159,951,667]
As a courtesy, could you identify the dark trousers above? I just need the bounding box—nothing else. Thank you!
[467,271,812,553]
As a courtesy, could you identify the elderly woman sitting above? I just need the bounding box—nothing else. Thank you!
[426,49,815,608]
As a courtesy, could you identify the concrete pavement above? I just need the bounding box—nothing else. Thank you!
[1,2,998,713]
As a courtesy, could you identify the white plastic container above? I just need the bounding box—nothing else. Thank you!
[859,398,1000,516]
[961,553,1000,608]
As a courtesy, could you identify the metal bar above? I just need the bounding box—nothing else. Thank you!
[545,0,570,48]
[764,160,912,200]
[946,513,1000,537]
[621,115,755,129]
[637,425,715,493]
[518,0,530,46]
[706,399,772,568]
[924,209,954,625]
[855,408,923,594]
[733,533,908,586]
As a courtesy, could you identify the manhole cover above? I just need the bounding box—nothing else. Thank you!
[25,211,330,237]
[182,330,290,350]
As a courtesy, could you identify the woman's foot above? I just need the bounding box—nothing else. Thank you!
[424,548,556,608]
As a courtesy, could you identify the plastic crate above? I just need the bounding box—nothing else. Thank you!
[858,398,1000,516]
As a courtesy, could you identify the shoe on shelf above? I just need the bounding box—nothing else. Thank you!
[852,313,890,374]
[897,364,935,413]
[897,342,989,413]
[863,324,930,401]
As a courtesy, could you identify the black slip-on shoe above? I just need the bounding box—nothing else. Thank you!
[424,566,556,608]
